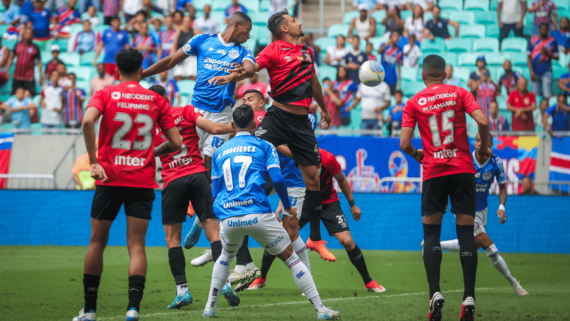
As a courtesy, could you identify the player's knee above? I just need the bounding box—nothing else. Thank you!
[340,238,355,250]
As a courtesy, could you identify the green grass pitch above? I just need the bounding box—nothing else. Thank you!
[1,246,569,320]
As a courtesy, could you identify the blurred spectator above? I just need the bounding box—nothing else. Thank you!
[551,17,570,54]
[528,0,557,36]
[543,94,570,136]
[20,0,34,24]
[7,28,42,96]
[528,23,558,99]
[1,87,36,129]
[193,4,219,35]
[27,0,51,41]
[269,0,288,16]
[468,56,487,96]
[332,66,359,126]
[322,77,342,127]
[1,0,22,26]
[558,62,570,97]
[381,7,404,37]
[344,36,368,85]
[507,77,537,131]
[377,0,407,11]
[80,0,101,15]
[159,16,176,59]
[473,68,497,117]
[172,10,184,28]
[53,0,81,39]
[301,32,321,65]
[424,6,459,41]
[407,0,433,11]
[124,10,147,36]
[499,60,523,95]
[57,62,70,86]
[402,34,421,69]
[86,6,99,27]
[103,0,120,25]
[0,38,10,87]
[44,44,62,84]
[534,98,549,130]
[94,16,130,79]
[71,20,98,54]
[521,176,539,195]
[489,101,510,132]
[172,15,196,81]
[386,90,405,136]
[44,0,65,13]
[91,63,115,93]
[123,0,143,23]
[134,22,160,70]
[497,0,526,46]
[153,71,180,106]
[378,31,402,94]
[72,152,95,190]
[236,73,268,99]
[40,70,64,130]
[348,5,376,41]
[365,41,376,60]
[353,0,378,11]
[62,73,85,129]
[224,0,247,24]
[444,65,460,87]
[404,5,425,41]
[353,77,391,131]
[324,35,348,67]
[175,0,194,16]
[153,0,176,16]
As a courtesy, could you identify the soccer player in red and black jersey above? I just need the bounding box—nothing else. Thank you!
[399,54,492,321]
[253,9,335,261]
[74,49,182,321]
[148,85,238,309]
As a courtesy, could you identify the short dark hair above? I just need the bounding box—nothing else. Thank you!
[68,72,76,78]
[115,48,143,75]
[228,11,251,25]
[171,10,184,18]
[422,54,446,74]
[148,84,167,98]
[267,8,289,37]
[322,77,331,82]
[394,90,403,96]
[243,89,264,100]
[136,10,148,19]
[110,15,120,23]
[352,35,360,40]
[49,69,59,76]
[540,22,549,29]
[233,104,254,128]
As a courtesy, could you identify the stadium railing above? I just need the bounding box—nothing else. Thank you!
[0,174,55,189]
[315,129,570,138]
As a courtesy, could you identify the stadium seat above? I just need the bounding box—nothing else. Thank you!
[257,27,270,46]
[440,52,458,66]
[343,11,360,25]
[212,0,231,11]
[458,24,486,39]
[464,0,488,11]
[139,80,151,89]
[553,0,570,11]
[485,52,510,66]
[400,67,418,82]
[420,38,446,53]
[496,95,507,110]
[59,52,80,67]
[242,0,259,12]
[439,0,463,11]
[245,38,257,53]
[68,66,92,82]
[447,38,473,53]
[371,10,386,22]
[501,37,528,53]
[178,79,196,96]
[490,0,499,10]
[453,11,475,25]
[509,52,528,67]
[52,38,70,51]
[260,0,270,11]
[2,39,17,50]
[473,38,499,52]
[454,67,471,85]
[251,11,267,25]
[328,24,349,38]
[487,66,500,82]
[401,10,412,21]
[458,52,481,66]
[474,12,497,26]
[192,0,211,10]
[424,11,434,21]
[553,64,566,79]
[369,36,387,50]
[41,51,54,64]
[486,24,500,38]
[76,80,90,95]
[315,37,336,50]
[93,25,108,33]
[403,82,426,97]
[80,51,101,66]
[211,11,226,25]
[0,24,8,35]
[318,65,338,82]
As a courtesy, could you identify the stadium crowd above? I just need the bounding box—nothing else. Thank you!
[0,0,568,136]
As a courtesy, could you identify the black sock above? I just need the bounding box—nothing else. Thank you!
[457,224,478,300]
[305,190,322,241]
[168,247,187,287]
[347,245,372,284]
[423,223,442,297]
[127,275,145,311]
[236,236,253,265]
[260,250,277,279]
[83,274,101,312]
[211,240,222,262]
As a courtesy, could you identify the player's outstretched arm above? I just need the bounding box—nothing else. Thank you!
[334,171,361,221]
[196,116,234,135]
[267,167,294,217]
[141,47,188,79]
[400,127,424,164]
[154,127,183,157]
[82,107,108,182]
[311,73,331,129]
[208,60,255,86]
[498,183,507,224]
[470,109,492,157]
[275,145,293,158]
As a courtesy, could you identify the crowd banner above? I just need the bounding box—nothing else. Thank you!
[549,136,570,193]
[0,133,14,189]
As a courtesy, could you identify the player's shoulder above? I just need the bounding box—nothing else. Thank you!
[490,154,504,166]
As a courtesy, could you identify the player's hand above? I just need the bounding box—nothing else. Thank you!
[413,149,424,164]
[320,110,331,129]
[275,201,283,222]
[477,146,492,158]
[228,63,245,77]
[283,206,297,220]
[208,75,232,86]
[90,163,108,183]
[497,209,506,224]
[351,205,362,221]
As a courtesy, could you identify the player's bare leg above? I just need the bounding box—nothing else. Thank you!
[334,231,385,293]
[125,216,151,320]
[191,218,223,267]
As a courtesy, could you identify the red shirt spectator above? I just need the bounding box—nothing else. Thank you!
[44,45,63,84]
[507,79,537,131]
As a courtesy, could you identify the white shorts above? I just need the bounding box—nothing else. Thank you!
[219,213,291,256]
[196,105,232,157]
[283,187,305,220]
[474,208,488,236]
[172,55,197,78]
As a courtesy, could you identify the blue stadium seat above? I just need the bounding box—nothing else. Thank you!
[524,13,534,36]
[458,52,481,66]
[464,0,488,11]
[369,37,387,50]
[508,52,528,67]
[260,0,270,11]
[212,0,231,11]
[371,10,386,22]
[484,52,510,66]
[441,52,458,66]
[496,95,507,110]
[553,0,570,11]
[473,38,499,52]
[453,11,475,25]
[59,52,80,66]
[458,24,486,38]
[474,12,497,25]
[328,24,349,38]
[400,67,418,82]
[80,51,102,66]
[447,38,473,53]
[439,0,463,11]
[501,37,528,53]
[424,11,434,21]
[315,37,336,50]
[318,65,338,82]
[343,11,360,25]
[486,24,500,38]
[403,82,426,97]
[420,38,446,53]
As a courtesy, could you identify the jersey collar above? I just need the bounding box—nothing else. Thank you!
[235,131,252,136]
[217,34,235,47]
[472,151,490,168]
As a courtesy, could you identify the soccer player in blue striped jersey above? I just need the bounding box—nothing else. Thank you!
[203,105,340,320]
[438,134,528,295]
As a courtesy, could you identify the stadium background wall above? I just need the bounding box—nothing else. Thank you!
[0,191,568,254]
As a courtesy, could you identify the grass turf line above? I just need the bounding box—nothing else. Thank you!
[0,246,569,320]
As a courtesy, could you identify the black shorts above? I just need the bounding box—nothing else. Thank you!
[300,201,349,235]
[91,185,155,221]
[255,106,320,166]
[422,173,476,217]
[161,171,216,225]
[12,79,36,97]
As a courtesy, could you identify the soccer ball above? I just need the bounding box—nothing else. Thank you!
[359,61,385,87]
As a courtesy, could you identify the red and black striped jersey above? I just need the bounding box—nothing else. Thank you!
[318,148,342,204]
[256,40,315,109]
[13,42,41,81]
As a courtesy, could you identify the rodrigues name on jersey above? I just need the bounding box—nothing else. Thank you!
[211,132,280,221]
[184,33,255,113]
[473,152,507,211]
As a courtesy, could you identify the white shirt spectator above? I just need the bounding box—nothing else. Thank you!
[89,16,100,27]
[40,83,64,125]
[156,0,176,15]
[378,0,407,9]
[270,0,289,15]
[403,43,422,69]
[326,46,349,67]
[193,16,220,34]
[409,0,432,10]
[352,0,379,11]
[498,0,526,24]
[123,0,142,16]
[404,16,425,39]
[357,82,391,120]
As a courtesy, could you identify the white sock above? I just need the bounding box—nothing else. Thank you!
[440,239,460,252]
[282,252,325,312]
[206,249,234,311]
[245,262,256,271]
[234,264,246,274]
[194,215,203,228]
[176,283,188,296]
[292,237,311,274]
[485,244,516,285]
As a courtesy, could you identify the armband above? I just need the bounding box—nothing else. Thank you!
[499,204,505,212]
[348,199,356,207]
